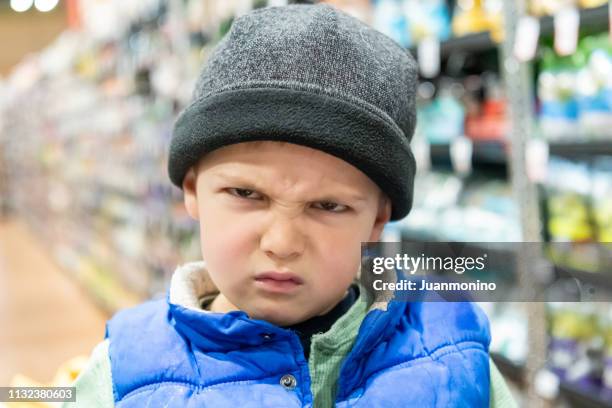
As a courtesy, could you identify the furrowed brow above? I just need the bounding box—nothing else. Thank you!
[213,172,260,188]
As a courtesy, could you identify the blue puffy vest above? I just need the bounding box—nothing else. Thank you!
[105,293,491,407]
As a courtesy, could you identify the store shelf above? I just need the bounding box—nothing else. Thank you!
[402,233,612,293]
[441,31,498,57]
[400,233,517,259]
[426,139,612,169]
[491,354,612,407]
[554,264,612,293]
[560,380,612,408]
[409,31,496,59]
[490,352,526,387]
[408,4,610,61]
[429,141,508,167]
[540,4,611,38]
[492,352,612,407]
[548,140,612,158]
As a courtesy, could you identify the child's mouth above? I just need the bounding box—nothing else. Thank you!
[254,271,304,293]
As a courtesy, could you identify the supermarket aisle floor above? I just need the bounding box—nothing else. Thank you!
[0,217,109,386]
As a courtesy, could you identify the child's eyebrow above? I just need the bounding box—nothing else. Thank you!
[211,171,260,188]
[211,171,368,203]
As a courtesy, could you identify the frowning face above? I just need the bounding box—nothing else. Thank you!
[182,141,390,326]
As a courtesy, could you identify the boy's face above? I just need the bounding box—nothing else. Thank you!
[182,141,391,326]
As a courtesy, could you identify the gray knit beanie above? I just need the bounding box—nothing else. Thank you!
[168,3,418,220]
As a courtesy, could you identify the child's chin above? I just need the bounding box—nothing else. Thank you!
[249,308,308,327]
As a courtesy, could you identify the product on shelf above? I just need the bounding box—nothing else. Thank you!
[548,302,612,402]
[541,155,612,292]
[604,307,612,398]
[538,46,581,139]
[397,171,463,238]
[416,79,465,144]
[529,0,608,16]
[414,73,508,145]
[451,0,504,41]
[528,0,577,17]
[465,73,508,142]
[371,0,451,48]
[544,161,593,243]
[578,0,609,7]
[372,0,412,47]
[592,158,612,242]
[402,0,451,43]
[543,157,611,245]
[575,35,612,139]
[547,191,594,242]
[479,302,529,365]
[538,33,612,141]
[398,171,520,242]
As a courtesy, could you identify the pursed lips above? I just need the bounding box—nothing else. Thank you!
[254,271,304,285]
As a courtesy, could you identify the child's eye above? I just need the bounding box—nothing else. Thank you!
[227,188,263,200]
[313,201,348,213]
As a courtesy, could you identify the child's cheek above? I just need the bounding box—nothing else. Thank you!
[199,214,256,273]
[317,237,362,286]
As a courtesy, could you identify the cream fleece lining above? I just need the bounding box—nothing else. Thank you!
[167,259,397,314]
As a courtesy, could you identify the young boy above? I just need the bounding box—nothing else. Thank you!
[64,3,516,407]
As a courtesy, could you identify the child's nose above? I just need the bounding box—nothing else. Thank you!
[259,214,305,261]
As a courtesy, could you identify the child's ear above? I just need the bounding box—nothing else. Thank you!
[183,167,200,220]
[369,193,392,241]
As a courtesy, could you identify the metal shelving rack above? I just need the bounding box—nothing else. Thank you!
[500,0,550,406]
[404,2,611,407]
